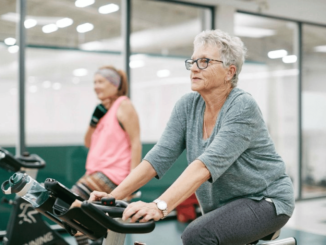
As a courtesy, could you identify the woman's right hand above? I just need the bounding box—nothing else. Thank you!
[89,191,113,202]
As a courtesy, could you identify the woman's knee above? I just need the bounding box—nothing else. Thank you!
[181,219,219,245]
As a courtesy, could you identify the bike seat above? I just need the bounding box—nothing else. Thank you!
[247,229,280,245]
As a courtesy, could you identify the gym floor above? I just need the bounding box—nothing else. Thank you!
[62,198,326,245]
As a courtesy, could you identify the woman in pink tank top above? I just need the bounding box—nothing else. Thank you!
[72,66,141,244]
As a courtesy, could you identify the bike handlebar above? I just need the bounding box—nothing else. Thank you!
[42,178,155,238]
[0,147,46,171]
[81,201,155,234]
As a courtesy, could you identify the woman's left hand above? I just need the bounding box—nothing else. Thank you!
[122,201,163,223]
[70,200,82,209]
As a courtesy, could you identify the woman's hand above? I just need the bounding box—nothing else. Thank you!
[122,201,163,223]
[89,191,113,202]
[69,200,85,237]
[70,200,82,209]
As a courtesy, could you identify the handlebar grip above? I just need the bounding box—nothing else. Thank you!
[115,200,128,208]
[92,203,125,218]
[81,201,155,234]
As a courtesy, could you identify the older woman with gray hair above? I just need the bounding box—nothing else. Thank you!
[88,29,295,245]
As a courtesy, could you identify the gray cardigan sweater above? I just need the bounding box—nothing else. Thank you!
[144,88,295,217]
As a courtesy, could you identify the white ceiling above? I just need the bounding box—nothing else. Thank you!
[181,0,326,25]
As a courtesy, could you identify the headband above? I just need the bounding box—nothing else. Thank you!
[95,68,121,88]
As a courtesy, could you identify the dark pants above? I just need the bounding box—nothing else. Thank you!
[182,198,290,245]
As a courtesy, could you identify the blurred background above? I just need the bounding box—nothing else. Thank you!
[0,0,326,242]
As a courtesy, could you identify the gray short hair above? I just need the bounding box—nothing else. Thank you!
[194,29,247,87]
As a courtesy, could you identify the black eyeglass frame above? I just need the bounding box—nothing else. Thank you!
[185,58,224,70]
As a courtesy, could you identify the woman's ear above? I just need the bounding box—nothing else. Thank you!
[227,65,237,81]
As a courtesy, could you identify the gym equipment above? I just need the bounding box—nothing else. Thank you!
[0,147,296,245]
[0,147,69,245]
[247,229,296,244]
[2,174,155,245]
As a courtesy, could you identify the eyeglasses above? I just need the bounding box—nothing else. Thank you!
[185,58,223,70]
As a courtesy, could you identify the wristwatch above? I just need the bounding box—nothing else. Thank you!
[153,199,168,219]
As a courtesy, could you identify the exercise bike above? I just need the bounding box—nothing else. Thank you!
[0,147,297,245]
[247,230,296,245]
[1,173,155,245]
[0,147,69,245]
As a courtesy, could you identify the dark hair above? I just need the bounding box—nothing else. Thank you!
[99,65,128,97]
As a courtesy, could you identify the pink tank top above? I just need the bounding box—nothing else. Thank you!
[86,96,131,185]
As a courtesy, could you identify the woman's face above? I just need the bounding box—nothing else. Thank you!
[93,74,118,101]
[190,44,234,93]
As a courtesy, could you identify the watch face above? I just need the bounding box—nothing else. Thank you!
[157,201,167,210]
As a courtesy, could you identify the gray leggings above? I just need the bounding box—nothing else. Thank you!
[181,198,290,245]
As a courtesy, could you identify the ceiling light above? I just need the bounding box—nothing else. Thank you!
[43,80,52,88]
[76,23,94,33]
[99,4,119,14]
[157,69,170,78]
[268,49,288,59]
[75,0,95,8]
[56,18,73,28]
[73,68,88,76]
[8,45,19,53]
[42,24,58,33]
[129,60,144,69]
[52,83,62,90]
[282,55,297,63]
[234,26,275,38]
[314,45,326,52]
[2,12,65,27]
[4,37,16,45]
[24,19,37,29]
[1,12,19,22]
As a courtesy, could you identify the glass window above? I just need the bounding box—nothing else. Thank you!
[25,48,123,145]
[22,0,123,145]
[0,0,124,146]
[235,13,300,198]
[0,0,17,146]
[302,24,326,198]
[25,0,121,50]
[130,0,208,142]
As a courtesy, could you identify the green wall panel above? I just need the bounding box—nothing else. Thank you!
[0,144,187,231]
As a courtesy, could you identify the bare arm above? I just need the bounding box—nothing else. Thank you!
[112,160,156,199]
[157,159,210,213]
[122,159,210,222]
[84,126,95,148]
[117,99,142,170]
[89,160,157,201]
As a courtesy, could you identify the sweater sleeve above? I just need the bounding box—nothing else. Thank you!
[144,95,188,179]
[197,94,261,183]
